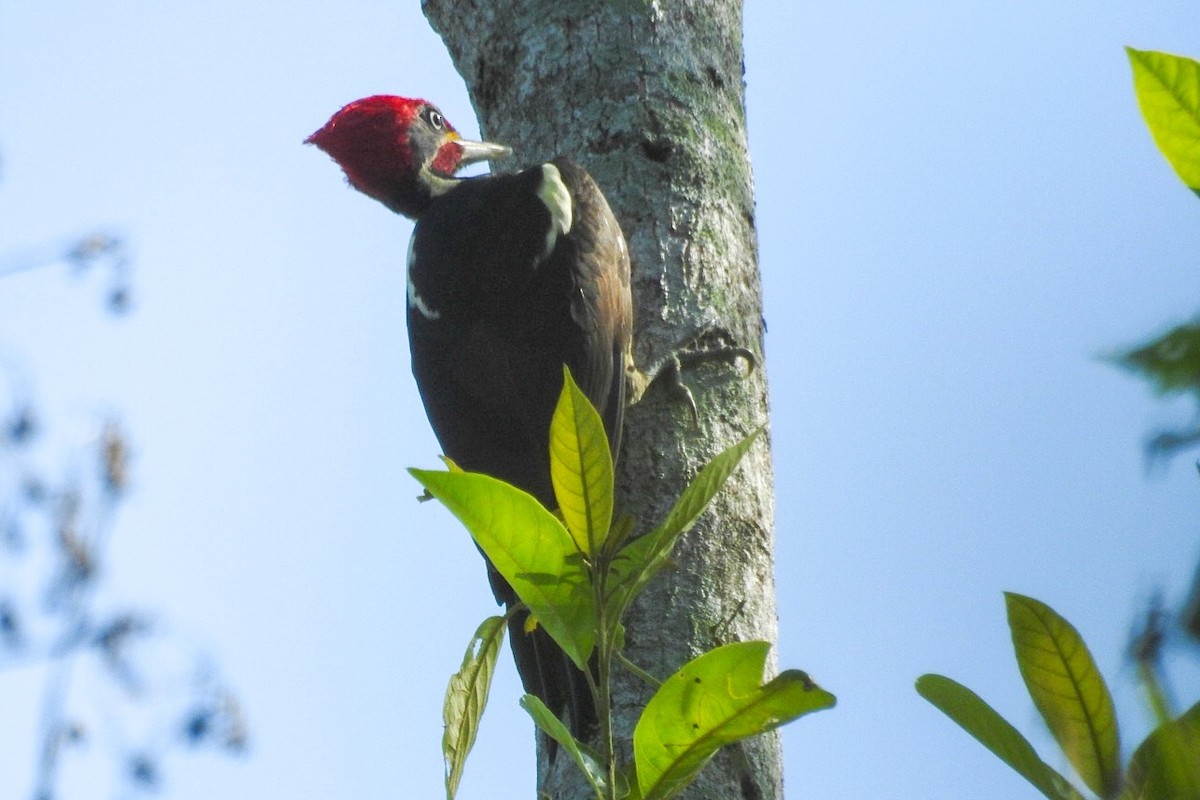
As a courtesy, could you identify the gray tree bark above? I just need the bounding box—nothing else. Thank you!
[421,1,780,797]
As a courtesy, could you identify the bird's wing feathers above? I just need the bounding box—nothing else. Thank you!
[405,158,630,737]
[408,161,631,484]
[550,158,631,459]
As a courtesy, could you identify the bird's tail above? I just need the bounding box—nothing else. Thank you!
[488,564,596,745]
[506,606,597,739]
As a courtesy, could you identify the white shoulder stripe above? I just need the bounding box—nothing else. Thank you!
[536,163,573,259]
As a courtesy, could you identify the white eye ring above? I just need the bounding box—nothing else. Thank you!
[427,109,444,130]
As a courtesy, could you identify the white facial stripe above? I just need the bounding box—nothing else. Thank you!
[420,164,458,197]
[406,233,441,320]
[536,163,573,258]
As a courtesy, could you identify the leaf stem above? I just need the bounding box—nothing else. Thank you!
[616,651,662,688]
[592,555,618,799]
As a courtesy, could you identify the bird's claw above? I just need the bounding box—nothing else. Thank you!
[632,330,757,426]
[676,344,756,377]
[660,354,699,427]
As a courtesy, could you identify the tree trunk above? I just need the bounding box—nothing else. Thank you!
[421,1,779,797]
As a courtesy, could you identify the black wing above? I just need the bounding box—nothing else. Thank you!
[406,158,632,735]
[407,158,631,504]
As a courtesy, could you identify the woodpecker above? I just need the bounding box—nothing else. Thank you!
[307,96,632,737]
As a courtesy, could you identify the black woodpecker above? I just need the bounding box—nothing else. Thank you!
[307,95,632,737]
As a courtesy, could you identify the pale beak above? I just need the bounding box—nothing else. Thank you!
[455,138,512,166]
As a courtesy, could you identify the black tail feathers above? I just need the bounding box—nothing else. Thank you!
[506,606,597,744]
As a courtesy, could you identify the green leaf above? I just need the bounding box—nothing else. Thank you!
[1006,593,1121,798]
[410,468,595,669]
[521,694,612,799]
[645,427,761,554]
[1107,320,1200,458]
[443,616,506,800]
[606,429,761,623]
[916,674,1086,800]
[633,641,834,800]
[1127,48,1200,195]
[1121,701,1200,800]
[606,513,637,555]
[621,768,643,800]
[1109,321,1200,397]
[550,366,614,556]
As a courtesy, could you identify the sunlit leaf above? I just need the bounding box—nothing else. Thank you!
[606,429,761,625]
[443,616,505,800]
[521,694,612,797]
[621,767,643,800]
[410,468,595,669]
[916,674,1085,800]
[1127,48,1200,195]
[1006,593,1121,798]
[438,455,465,472]
[1121,701,1200,800]
[550,366,614,556]
[633,641,834,800]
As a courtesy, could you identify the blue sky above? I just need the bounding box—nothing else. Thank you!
[1,2,1198,798]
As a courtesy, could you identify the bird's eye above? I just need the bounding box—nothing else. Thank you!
[425,108,445,130]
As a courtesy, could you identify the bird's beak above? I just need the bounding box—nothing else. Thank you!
[454,137,513,166]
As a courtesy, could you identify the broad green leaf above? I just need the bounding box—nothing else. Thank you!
[550,366,614,556]
[1127,48,1200,195]
[916,674,1085,800]
[633,641,834,800]
[520,694,611,799]
[621,767,643,800]
[410,468,595,669]
[1006,593,1121,798]
[1121,701,1200,800]
[606,429,761,623]
[443,616,506,800]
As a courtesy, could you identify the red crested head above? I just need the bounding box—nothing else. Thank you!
[306,95,511,218]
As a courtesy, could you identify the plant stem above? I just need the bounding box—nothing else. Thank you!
[593,565,618,800]
[1137,658,1174,727]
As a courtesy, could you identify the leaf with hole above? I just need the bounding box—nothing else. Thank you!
[443,616,505,800]
[633,641,834,800]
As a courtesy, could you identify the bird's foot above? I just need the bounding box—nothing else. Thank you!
[628,327,756,425]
